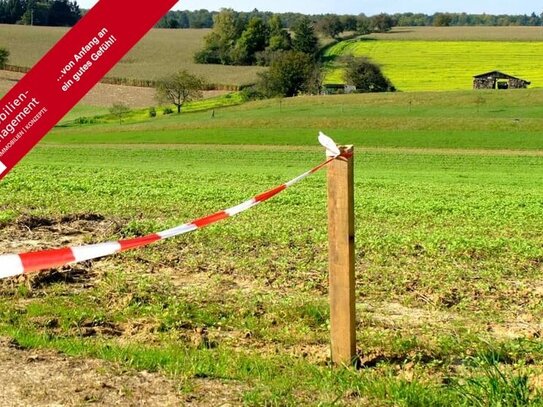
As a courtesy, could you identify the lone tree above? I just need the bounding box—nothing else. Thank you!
[156,70,205,114]
[343,57,395,93]
[0,47,9,69]
[109,102,130,124]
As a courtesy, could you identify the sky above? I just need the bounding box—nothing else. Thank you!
[77,0,542,16]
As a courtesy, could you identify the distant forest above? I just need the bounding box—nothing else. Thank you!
[0,0,80,26]
[0,4,541,28]
[156,9,543,29]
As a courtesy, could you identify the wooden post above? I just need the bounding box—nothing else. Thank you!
[327,145,356,366]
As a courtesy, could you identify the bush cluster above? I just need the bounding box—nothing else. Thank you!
[195,10,318,67]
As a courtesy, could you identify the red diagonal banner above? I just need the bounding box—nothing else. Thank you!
[0,0,179,180]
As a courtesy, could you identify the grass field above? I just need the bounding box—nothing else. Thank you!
[49,89,543,150]
[324,39,543,91]
[1,89,543,405]
[0,24,264,86]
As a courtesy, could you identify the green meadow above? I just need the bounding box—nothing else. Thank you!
[1,88,543,405]
[324,40,543,91]
[53,90,543,150]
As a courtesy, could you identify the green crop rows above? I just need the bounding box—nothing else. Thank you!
[1,89,543,405]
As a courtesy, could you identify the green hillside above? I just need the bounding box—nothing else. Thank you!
[48,89,543,150]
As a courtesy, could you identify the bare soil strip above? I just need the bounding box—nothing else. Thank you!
[0,337,184,407]
[0,70,226,108]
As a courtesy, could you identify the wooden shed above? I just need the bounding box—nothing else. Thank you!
[322,83,357,95]
[473,71,530,90]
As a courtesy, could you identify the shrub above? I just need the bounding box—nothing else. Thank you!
[258,51,320,97]
[74,117,96,125]
[148,107,157,118]
[109,102,130,124]
[343,56,395,93]
[194,48,221,64]
[163,107,174,115]
[0,47,9,69]
[240,86,265,101]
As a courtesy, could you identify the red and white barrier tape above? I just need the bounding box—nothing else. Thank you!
[0,134,344,279]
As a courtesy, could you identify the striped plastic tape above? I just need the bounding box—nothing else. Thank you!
[0,135,344,279]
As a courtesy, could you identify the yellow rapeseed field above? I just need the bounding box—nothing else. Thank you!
[325,39,543,91]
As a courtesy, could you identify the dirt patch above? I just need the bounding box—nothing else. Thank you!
[0,336,247,406]
[188,378,246,406]
[281,343,330,365]
[1,213,119,253]
[0,71,19,96]
[0,213,121,291]
[361,301,543,343]
[487,315,543,340]
[0,337,184,406]
[27,265,93,289]
[361,302,458,329]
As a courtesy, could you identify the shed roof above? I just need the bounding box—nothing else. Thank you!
[473,70,530,84]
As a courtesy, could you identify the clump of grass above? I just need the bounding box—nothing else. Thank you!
[453,350,543,406]
[0,210,17,227]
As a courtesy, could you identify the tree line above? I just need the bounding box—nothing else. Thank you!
[194,10,319,66]
[395,12,543,27]
[0,0,80,26]
[1,4,539,29]
[156,9,543,30]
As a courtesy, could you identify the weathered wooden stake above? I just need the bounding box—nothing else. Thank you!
[327,145,356,366]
